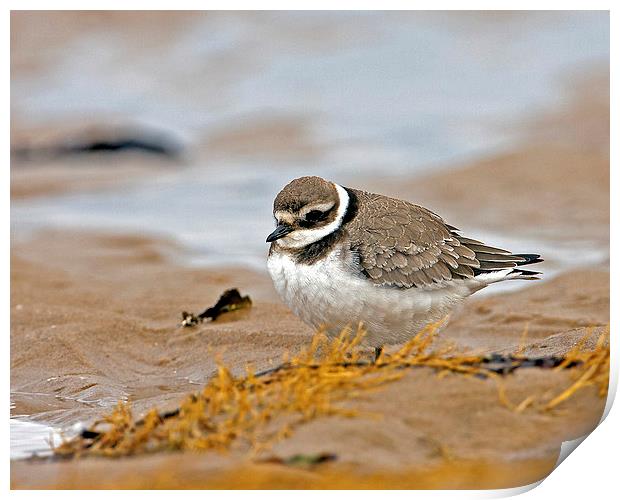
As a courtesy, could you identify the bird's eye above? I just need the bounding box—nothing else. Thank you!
[305,210,324,222]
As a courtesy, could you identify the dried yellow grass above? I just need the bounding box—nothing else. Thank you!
[544,326,610,410]
[54,323,610,458]
[498,326,610,413]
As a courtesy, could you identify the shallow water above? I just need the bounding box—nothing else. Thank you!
[10,11,609,459]
[10,420,63,460]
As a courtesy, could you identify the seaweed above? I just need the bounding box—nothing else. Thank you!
[181,288,252,327]
[543,326,610,411]
[470,353,581,376]
[498,325,610,413]
[54,323,610,458]
[12,130,181,161]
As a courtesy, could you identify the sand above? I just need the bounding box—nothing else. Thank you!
[10,227,608,489]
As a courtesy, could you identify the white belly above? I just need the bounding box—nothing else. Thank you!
[267,245,474,346]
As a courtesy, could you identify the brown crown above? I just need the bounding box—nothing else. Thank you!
[273,176,338,213]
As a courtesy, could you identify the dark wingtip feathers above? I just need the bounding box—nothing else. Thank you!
[514,254,544,266]
[510,268,543,280]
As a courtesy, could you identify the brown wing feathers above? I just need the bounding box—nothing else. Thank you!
[345,188,541,288]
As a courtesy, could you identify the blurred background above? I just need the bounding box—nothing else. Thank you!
[11,11,609,271]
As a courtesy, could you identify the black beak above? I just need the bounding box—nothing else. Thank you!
[266,224,293,243]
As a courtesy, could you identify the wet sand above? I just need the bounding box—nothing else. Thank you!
[10,188,609,489]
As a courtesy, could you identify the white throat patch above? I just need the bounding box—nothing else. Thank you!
[275,183,350,249]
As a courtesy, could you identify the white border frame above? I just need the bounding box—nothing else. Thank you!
[3,3,615,498]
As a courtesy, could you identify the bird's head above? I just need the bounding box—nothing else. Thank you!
[267,176,349,248]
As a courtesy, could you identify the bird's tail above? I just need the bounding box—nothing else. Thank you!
[453,234,543,284]
[507,253,544,280]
